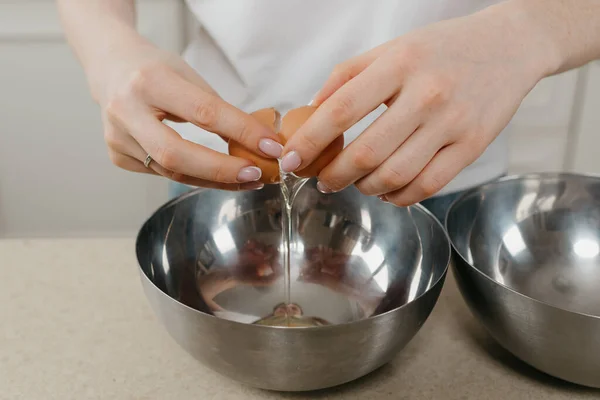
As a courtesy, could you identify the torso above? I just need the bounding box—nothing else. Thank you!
[170,0,507,195]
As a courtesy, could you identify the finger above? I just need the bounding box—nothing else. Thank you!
[316,86,427,193]
[161,112,187,124]
[107,150,160,175]
[156,112,229,143]
[312,44,390,106]
[108,149,264,191]
[142,111,232,146]
[106,104,265,183]
[158,171,265,192]
[146,153,265,191]
[113,110,229,156]
[127,114,265,184]
[145,73,283,158]
[282,58,402,173]
[352,123,448,196]
[104,123,149,161]
[384,143,477,207]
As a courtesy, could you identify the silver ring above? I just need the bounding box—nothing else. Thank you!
[143,154,153,168]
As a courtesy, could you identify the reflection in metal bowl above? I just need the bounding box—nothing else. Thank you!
[135,180,450,391]
[447,173,600,388]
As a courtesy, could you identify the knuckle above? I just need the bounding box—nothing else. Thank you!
[417,88,443,111]
[331,63,352,81]
[463,124,488,152]
[234,117,254,145]
[324,177,346,192]
[389,43,420,71]
[106,65,169,118]
[416,75,451,110]
[125,64,166,96]
[125,68,150,97]
[154,145,179,171]
[104,98,125,121]
[209,162,228,183]
[397,41,420,61]
[445,102,470,127]
[380,167,410,190]
[103,128,122,150]
[169,172,187,184]
[390,197,410,208]
[127,69,147,96]
[193,99,219,128]
[107,151,125,168]
[355,180,377,196]
[351,143,380,171]
[298,133,320,154]
[329,94,356,129]
[419,174,445,198]
[317,171,346,192]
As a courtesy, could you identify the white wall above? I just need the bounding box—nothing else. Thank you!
[508,69,581,174]
[0,1,599,238]
[567,62,600,174]
[0,0,183,238]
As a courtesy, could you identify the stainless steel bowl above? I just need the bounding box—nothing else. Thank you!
[446,172,600,388]
[135,180,450,391]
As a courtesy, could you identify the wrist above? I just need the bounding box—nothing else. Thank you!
[83,25,150,103]
[481,0,563,81]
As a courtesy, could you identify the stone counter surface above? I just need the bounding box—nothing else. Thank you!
[1,239,598,400]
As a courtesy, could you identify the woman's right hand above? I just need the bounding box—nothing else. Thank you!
[91,37,283,190]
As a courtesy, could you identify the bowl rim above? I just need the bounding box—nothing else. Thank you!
[135,183,452,331]
[444,171,600,321]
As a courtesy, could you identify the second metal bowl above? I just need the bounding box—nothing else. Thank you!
[447,173,600,387]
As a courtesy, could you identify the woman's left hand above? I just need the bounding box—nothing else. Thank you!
[281,3,555,206]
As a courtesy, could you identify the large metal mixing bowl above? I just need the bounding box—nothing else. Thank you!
[446,173,600,388]
[135,180,450,391]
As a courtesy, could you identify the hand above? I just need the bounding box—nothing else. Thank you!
[95,38,284,191]
[282,4,553,205]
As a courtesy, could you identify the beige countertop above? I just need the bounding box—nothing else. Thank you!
[2,238,599,400]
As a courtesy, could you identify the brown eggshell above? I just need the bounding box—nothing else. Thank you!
[280,106,344,178]
[229,106,344,184]
[228,108,281,184]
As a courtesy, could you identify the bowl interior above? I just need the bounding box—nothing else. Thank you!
[446,174,600,317]
[136,180,449,326]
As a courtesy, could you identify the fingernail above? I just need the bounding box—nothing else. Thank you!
[378,195,388,203]
[237,166,262,182]
[281,151,302,173]
[317,181,333,194]
[258,138,283,158]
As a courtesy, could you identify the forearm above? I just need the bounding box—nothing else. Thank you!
[494,0,600,77]
[56,0,146,99]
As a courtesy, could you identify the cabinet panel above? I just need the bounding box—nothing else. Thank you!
[568,62,600,174]
[507,69,579,174]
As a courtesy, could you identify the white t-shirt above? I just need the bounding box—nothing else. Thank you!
[170,0,508,195]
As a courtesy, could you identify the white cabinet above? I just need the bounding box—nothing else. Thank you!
[567,62,600,174]
[507,63,600,176]
[0,1,184,238]
[507,69,581,174]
